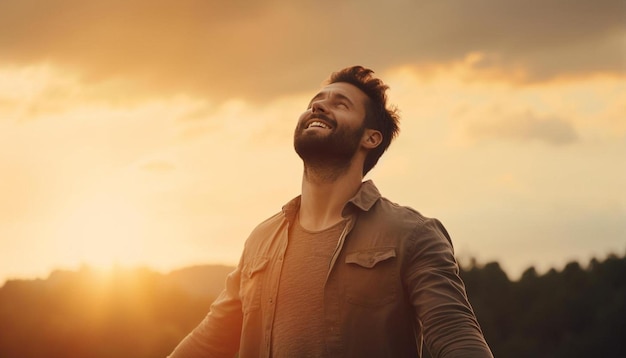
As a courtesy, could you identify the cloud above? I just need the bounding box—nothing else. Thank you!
[0,0,623,102]
[466,110,580,145]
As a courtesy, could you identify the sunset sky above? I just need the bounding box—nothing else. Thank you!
[1,0,625,284]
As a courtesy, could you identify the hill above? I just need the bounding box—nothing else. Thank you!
[165,264,235,298]
[0,264,234,358]
[0,254,624,357]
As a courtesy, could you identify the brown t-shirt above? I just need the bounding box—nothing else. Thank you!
[270,217,347,357]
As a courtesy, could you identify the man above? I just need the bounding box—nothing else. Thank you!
[169,66,493,357]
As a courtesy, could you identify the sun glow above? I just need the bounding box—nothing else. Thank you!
[52,192,150,270]
[1,58,624,284]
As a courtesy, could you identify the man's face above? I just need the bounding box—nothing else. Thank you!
[294,82,369,169]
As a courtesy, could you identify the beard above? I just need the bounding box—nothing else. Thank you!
[294,115,365,175]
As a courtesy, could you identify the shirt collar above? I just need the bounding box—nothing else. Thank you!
[345,180,381,212]
[282,180,381,222]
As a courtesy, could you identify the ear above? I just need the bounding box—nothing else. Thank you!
[361,129,382,149]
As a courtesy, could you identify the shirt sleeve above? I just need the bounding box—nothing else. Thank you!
[406,218,494,358]
[167,257,244,358]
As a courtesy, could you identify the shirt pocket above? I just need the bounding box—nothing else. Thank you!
[240,256,269,313]
[344,247,398,307]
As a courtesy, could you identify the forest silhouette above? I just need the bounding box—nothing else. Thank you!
[0,254,624,358]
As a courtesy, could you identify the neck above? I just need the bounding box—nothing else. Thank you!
[299,159,364,231]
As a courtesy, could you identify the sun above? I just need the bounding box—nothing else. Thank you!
[52,191,149,270]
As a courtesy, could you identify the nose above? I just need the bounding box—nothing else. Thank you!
[310,99,328,114]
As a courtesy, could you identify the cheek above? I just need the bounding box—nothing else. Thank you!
[345,113,367,130]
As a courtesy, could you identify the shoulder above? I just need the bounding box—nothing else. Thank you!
[238,211,286,265]
[374,196,427,223]
[246,195,298,242]
[245,211,285,243]
[368,196,452,246]
[367,196,428,229]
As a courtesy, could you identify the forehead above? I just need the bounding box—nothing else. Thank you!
[315,82,369,106]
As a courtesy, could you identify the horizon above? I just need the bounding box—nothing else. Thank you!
[3,249,625,287]
[1,0,625,287]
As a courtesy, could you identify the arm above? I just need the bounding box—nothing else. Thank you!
[406,218,493,358]
[168,259,244,358]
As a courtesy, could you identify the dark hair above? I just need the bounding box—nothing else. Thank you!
[328,66,400,176]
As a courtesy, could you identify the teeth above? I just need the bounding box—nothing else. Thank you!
[307,121,330,129]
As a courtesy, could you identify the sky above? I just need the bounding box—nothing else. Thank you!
[1,0,625,284]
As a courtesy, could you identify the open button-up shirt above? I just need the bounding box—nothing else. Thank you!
[169,180,493,358]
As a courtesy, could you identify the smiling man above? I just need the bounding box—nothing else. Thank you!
[168,66,493,357]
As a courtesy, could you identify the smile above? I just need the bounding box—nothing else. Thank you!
[306,120,332,130]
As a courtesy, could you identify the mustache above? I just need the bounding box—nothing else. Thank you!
[301,112,337,128]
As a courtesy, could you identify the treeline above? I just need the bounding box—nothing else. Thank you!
[0,254,624,358]
[459,254,626,358]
